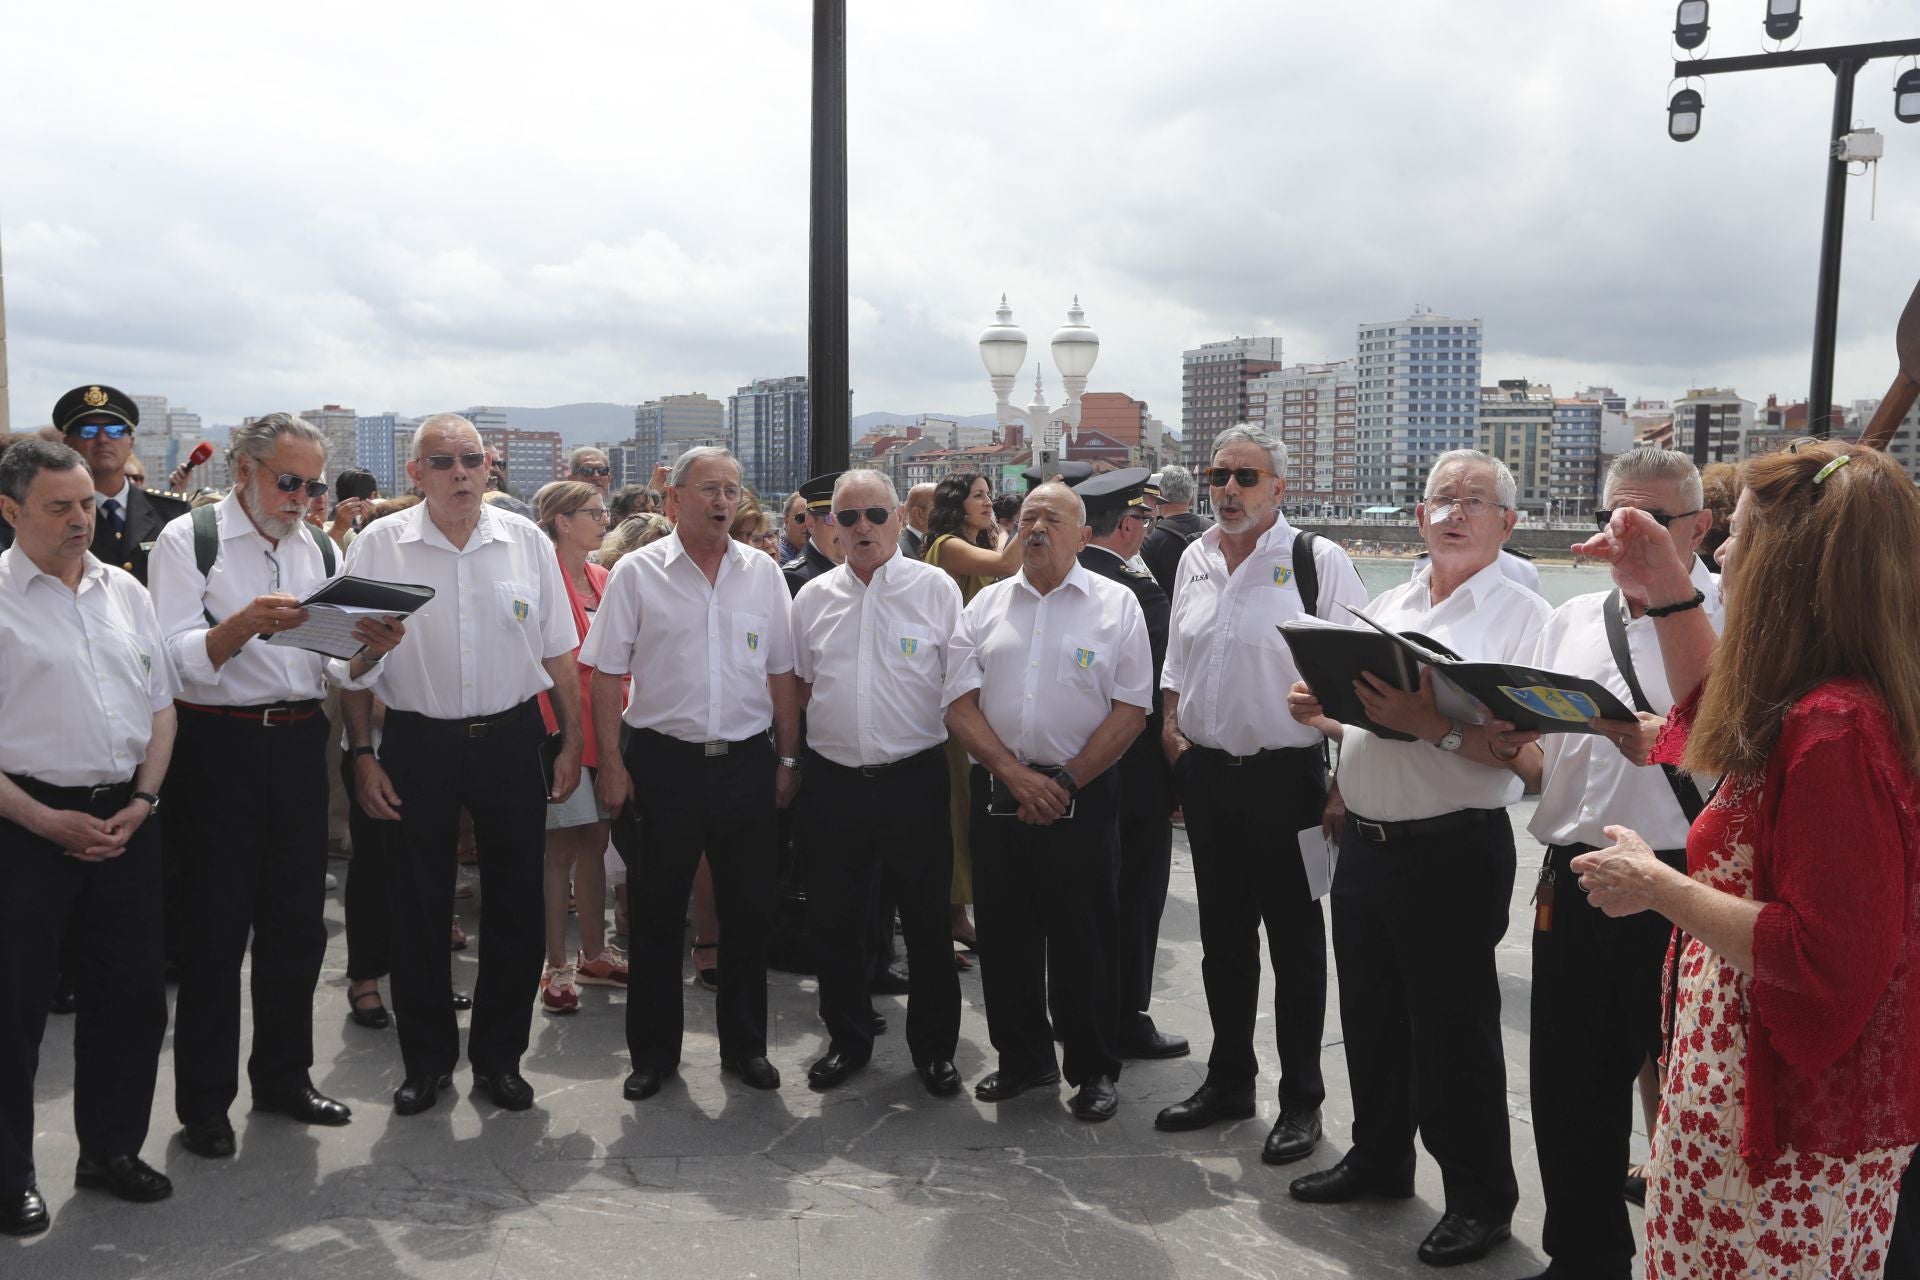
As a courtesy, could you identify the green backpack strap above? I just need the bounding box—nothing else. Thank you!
[189,505,336,627]
[304,519,337,576]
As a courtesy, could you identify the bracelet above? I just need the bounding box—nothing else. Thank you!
[777,755,803,771]
[1645,589,1706,618]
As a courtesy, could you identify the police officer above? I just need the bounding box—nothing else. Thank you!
[782,472,844,596]
[0,440,179,1235]
[943,480,1152,1122]
[1070,469,1188,1059]
[147,414,405,1158]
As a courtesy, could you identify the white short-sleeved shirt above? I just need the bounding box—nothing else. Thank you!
[1335,559,1551,822]
[943,561,1152,767]
[793,552,963,768]
[1162,512,1371,756]
[1498,549,1543,594]
[339,501,577,719]
[0,550,179,786]
[579,528,795,743]
[1527,557,1725,851]
[147,490,370,705]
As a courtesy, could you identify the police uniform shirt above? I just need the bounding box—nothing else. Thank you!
[791,552,964,768]
[1161,513,1371,757]
[942,560,1152,767]
[0,549,179,786]
[147,488,369,706]
[1526,556,1724,851]
[579,527,795,743]
[340,500,577,719]
[1336,559,1551,822]
[1498,549,1542,595]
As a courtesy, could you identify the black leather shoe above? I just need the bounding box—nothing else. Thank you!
[807,1050,869,1090]
[255,1084,352,1127]
[869,965,911,996]
[973,1065,1061,1102]
[451,990,473,1010]
[348,989,390,1029]
[1115,1028,1190,1059]
[179,1116,236,1158]
[49,977,76,1015]
[472,1071,535,1111]
[1288,1155,1416,1204]
[1416,1212,1511,1267]
[917,1060,961,1097]
[1261,1108,1323,1165]
[393,1072,453,1116]
[869,1012,888,1035]
[74,1153,171,1203]
[1154,1083,1255,1131]
[623,1065,673,1100]
[721,1055,781,1090]
[1068,1075,1119,1122]
[2,1187,48,1236]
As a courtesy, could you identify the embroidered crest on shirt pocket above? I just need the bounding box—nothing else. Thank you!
[900,636,920,657]
[513,599,530,621]
[747,631,760,652]
[1074,647,1096,669]
[1272,564,1294,587]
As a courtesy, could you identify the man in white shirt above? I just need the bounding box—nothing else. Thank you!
[1503,449,1721,1280]
[791,471,964,1095]
[342,414,584,1118]
[944,482,1152,1123]
[147,413,405,1159]
[1286,449,1549,1268]
[1152,426,1370,1167]
[582,446,803,1102]
[0,440,180,1234]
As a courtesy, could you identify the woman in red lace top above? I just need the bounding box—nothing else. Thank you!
[1568,441,1920,1278]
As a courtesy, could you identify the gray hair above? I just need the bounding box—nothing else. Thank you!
[1157,463,1198,506]
[1022,481,1086,526]
[568,446,609,472]
[411,413,479,459]
[230,412,327,475]
[1424,448,1518,509]
[1211,423,1287,478]
[0,438,87,503]
[668,445,738,488]
[833,468,899,507]
[1603,447,1703,510]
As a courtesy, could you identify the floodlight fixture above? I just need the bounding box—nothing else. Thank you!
[1764,0,1801,42]
[1674,1,1710,50]
[1669,87,1705,141]
[1896,68,1920,125]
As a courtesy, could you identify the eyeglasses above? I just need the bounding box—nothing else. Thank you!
[1592,507,1702,529]
[421,452,488,471]
[567,507,611,523]
[574,465,611,477]
[1427,495,1509,519]
[787,511,808,525]
[66,421,133,440]
[692,482,742,501]
[274,473,330,499]
[1123,507,1154,524]
[831,506,891,528]
[1206,466,1275,489]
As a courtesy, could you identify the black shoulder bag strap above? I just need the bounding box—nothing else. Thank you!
[1603,588,1705,824]
[1291,530,1320,619]
[190,504,336,627]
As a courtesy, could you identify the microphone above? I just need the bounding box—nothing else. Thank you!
[185,441,213,469]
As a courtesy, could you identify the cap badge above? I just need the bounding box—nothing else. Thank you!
[83,386,109,408]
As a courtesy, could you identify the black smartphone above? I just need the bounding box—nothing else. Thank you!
[537,733,563,796]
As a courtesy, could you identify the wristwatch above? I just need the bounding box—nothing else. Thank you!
[133,791,161,814]
[349,745,377,761]
[777,755,803,771]
[1435,720,1465,753]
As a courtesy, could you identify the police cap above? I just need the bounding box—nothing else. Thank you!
[53,384,139,435]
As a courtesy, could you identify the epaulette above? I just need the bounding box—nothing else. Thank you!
[146,488,190,503]
[781,554,807,574]
[1505,547,1536,561]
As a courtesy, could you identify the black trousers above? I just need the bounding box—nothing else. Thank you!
[0,809,166,1194]
[800,747,960,1064]
[380,701,547,1079]
[970,764,1122,1088]
[1331,810,1519,1223]
[339,749,392,982]
[1181,746,1328,1106]
[624,730,778,1070]
[1531,841,1684,1279]
[1110,812,1174,1036]
[168,707,331,1123]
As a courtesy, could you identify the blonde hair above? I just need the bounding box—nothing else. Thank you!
[594,512,672,570]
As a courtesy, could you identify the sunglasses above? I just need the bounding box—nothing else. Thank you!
[273,473,330,499]
[1206,466,1274,489]
[1593,507,1701,529]
[421,452,488,471]
[67,421,134,440]
[831,506,891,528]
[575,465,611,477]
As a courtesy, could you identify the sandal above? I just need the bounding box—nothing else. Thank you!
[348,985,389,1029]
[691,940,719,991]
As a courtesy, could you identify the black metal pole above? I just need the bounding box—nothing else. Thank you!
[807,0,850,475]
[1807,57,1862,440]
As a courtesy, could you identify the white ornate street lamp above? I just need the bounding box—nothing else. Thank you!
[978,294,1100,460]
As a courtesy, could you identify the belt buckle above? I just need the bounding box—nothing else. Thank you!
[703,740,728,757]
[88,783,119,813]
[1354,819,1387,844]
[260,706,284,728]
[468,721,490,739]
[1222,751,1245,767]
[859,763,884,778]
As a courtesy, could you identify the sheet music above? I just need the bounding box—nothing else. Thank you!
[263,606,402,661]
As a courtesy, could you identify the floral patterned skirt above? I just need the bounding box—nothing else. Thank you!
[1646,937,1914,1278]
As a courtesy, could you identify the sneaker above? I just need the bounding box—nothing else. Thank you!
[541,962,580,1014]
[576,944,628,988]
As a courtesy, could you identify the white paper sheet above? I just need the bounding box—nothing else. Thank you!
[1297,825,1338,901]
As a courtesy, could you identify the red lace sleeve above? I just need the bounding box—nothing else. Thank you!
[1650,682,1701,768]
[1748,699,1909,1072]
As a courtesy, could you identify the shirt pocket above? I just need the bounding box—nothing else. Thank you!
[729,609,770,674]
[1235,567,1303,652]
[1056,635,1107,689]
[493,581,539,636]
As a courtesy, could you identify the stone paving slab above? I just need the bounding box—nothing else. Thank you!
[9,800,1649,1277]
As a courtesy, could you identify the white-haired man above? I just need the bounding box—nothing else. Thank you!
[1140,464,1209,601]
[1286,448,1549,1268]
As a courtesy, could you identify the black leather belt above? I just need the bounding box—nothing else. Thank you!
[809,744,944,779]
[7,773,135,819]
[177,698,323,727]
[636,728,765,758]
[387,702,531,739]
[1348,807,1500,845]
[1188,743,1323,768]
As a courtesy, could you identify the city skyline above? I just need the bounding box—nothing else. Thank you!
[3,4,1917,441]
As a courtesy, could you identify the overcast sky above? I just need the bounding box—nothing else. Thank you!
[4,1,1918,432]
